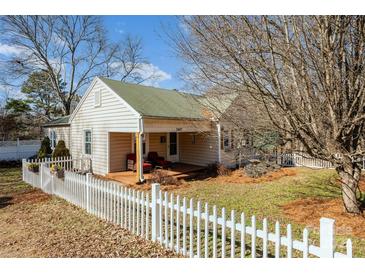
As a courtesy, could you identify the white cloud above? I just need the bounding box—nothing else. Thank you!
[115,28,124,34]
[111,62,172,87]
[134,63,171,87]
[0,43,26,56]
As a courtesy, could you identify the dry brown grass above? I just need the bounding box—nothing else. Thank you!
[0,167,178,258]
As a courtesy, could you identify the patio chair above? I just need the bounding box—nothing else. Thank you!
[147,151,172,169]
[126,153,152,173]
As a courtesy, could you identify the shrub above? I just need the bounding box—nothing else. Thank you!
[217,163,232,176]
[38,136,52,158]
[52,140,70,158]
[0,160,21,168]
[244,160,281,178]
[50,164,64,178]
[150,169,179,185]
[206,162,231,176]
[27,163,39,173]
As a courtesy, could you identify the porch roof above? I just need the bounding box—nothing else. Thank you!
[43,115,70,127]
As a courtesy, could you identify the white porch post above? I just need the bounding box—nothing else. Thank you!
[216,122,222,163]
[138,117,145,183]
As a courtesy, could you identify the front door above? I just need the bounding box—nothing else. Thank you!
[167,132,179,162]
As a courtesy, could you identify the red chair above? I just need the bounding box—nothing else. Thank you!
[126,153,152,173]
[147,152,172,169]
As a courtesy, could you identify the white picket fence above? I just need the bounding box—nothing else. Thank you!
[22,157,92,191]
[0,139,40,160]
[22,157,353,258]
[275,153,365,169]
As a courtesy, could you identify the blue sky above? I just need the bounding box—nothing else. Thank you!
[103,16,185,90]
[0,16,187,104]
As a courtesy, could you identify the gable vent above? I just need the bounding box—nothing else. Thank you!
[94,89,101,107]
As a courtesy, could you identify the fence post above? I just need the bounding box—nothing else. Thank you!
[86,173,92,212]
[16,138,20,160]
[319,217,335,258]
[22,159,26,181]
[151,183,160,242]
[51,173,54,194]
[40,163,44,190]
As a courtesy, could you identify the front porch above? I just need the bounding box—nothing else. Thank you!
[107,118,218,183]
[106,163,205,186]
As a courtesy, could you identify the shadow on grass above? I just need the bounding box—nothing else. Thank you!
[0,196,13,208]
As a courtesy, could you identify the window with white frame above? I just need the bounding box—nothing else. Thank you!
[84,130,92,155]
[50,130,57,149]
[94,89,101,107]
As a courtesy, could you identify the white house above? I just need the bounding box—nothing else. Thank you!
[44,77,239,182]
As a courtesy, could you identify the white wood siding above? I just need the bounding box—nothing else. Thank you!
[144,118,211,132]
[221,150,236,168]
[179,132,218,166]
[46,127,71,149]
[109,132,132,172]
[70,79,139,175]
[149,133,167,159]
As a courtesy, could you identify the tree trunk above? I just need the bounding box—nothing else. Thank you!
[336,161,362,214]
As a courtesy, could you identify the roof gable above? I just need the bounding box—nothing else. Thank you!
[69,77,140,123]
[99,77,205,120]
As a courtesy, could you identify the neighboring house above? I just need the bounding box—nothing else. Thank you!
[42,115,71,150]
[44,76,239,182]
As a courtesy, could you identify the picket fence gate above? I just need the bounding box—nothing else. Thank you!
[22,158,353,258]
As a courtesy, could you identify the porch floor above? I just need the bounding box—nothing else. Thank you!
[106,163,205,186]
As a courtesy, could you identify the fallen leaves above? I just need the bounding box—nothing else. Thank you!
[0,168,178,258]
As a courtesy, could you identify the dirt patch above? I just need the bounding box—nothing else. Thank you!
[209,168,297,184]
[0,188,178,258]
[0,167,178,258]
[12,189,51,204]
[282,197,365,238]
[0,189,50,209]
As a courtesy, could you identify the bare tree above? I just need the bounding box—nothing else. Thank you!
[0,16,158,115]
[174,16,365,214]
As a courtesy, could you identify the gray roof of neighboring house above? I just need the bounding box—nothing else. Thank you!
[43,115,70,127]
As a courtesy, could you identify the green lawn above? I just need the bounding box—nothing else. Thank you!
[171,168,365,257]
[173,168,340,218]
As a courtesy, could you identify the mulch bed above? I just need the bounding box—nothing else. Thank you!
[282,197,365,238]
[207,168,297,184]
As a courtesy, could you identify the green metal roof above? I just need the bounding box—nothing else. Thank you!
[99,77,206,120]
[43,115,70,127]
